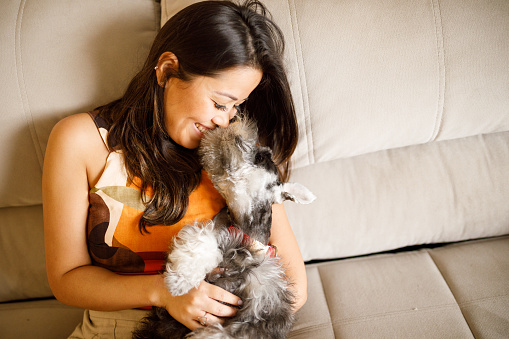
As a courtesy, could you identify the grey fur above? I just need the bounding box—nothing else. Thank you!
[133,118,315,339]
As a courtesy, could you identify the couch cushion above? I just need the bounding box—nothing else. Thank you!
[0,0,159,208]
[0,299,84,339]
[286,131,509,261]
[429,237,509,338]
[292,236,509,338]
[2,236,506,338]
[161,0,509,169]
[0,205,51,302]
[289,266,335,338]
[309,252,472,338]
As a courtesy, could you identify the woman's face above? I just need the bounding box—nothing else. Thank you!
[163,66,263,149]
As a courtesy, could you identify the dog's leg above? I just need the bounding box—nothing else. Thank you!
[228,257,295,339]
[164,221,223,296]
[186,256,295,339]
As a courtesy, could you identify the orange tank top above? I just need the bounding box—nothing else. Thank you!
[87,111,226,274]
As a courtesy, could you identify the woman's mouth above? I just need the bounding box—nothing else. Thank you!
[195,123,210,135]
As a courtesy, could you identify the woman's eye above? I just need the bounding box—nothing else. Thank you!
[214,103,228,112]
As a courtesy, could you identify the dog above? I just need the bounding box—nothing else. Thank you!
[133,117,315,338]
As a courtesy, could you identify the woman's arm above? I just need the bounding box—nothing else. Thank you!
[43,114,156,310]
[43,114,240,329]
[269,203,307,312]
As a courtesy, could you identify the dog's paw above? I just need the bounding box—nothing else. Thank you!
[163,221,224,296]
[164,270,196,296]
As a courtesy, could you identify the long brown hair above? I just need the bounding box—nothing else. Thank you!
[97,0,298,232]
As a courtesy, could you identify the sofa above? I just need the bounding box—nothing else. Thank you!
[1,0,508,338]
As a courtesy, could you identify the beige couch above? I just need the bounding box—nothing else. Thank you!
[1,0,508,338]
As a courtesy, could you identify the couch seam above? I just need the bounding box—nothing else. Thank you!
[15,0,44,170]
[426,250,475,337]
[429,0,446,142]
[457,293,509,307]
[289,323,334,337]
[0,202,42,209]
[287,0,315,166]
[315,265,337,338]
[153,0,161,31]
[162,0,168,26]
[329,302,460,326]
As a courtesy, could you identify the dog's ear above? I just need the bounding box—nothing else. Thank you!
[277,182,316,204]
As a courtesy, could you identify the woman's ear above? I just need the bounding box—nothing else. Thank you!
[155,52,179,87]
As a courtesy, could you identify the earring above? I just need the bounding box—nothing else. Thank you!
[155,66,164,86]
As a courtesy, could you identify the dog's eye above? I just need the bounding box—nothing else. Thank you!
[254,152,265,165]
[254,150,277,174]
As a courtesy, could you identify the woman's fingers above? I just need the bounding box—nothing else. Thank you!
[199,281,243,310]
[164,280,242,330]
[194,311,225,328]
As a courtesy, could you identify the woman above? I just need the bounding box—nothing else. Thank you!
[43,1,306,336]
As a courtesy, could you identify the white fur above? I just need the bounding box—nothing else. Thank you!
[274,182,317,205]
[164,221,222,296]
[218,165,280,224]
[243,257,288,321]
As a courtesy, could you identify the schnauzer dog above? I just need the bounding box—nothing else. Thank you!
[133,118,315,338]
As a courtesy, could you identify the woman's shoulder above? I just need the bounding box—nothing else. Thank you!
[49,113,103,147]
[52,111,96,133]
[46,112,108,166]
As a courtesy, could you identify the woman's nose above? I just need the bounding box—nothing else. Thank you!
[211,111,230,128]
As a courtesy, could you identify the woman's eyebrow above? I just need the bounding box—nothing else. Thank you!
[214,91,238,101]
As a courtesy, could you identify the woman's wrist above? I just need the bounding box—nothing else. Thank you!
[148,274,169,308]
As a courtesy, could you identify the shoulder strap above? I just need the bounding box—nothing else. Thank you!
[88,110,116,151]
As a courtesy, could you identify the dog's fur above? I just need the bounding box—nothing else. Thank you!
[133,118,315,339]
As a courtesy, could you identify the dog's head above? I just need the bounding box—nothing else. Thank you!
[198,118,315,244]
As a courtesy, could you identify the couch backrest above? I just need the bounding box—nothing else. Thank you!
[164,0,509,169]
[0,0,159,302]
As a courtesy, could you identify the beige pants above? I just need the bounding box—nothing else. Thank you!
[68,309,150,339]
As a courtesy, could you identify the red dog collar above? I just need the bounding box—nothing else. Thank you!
[228,226,278,257]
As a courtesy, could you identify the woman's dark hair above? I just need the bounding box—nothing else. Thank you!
[97,0,298,232]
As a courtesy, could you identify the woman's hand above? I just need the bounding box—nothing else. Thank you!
[161,280,243,330]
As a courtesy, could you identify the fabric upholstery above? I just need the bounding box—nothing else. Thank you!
[286,131,509,260]
[0,0,160,208]
[0,299,84,339]
[0,205,51,302]
[1,236,507,338]
[0,0,160,303]
[429,238,509,338]
[292,237,509,338]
